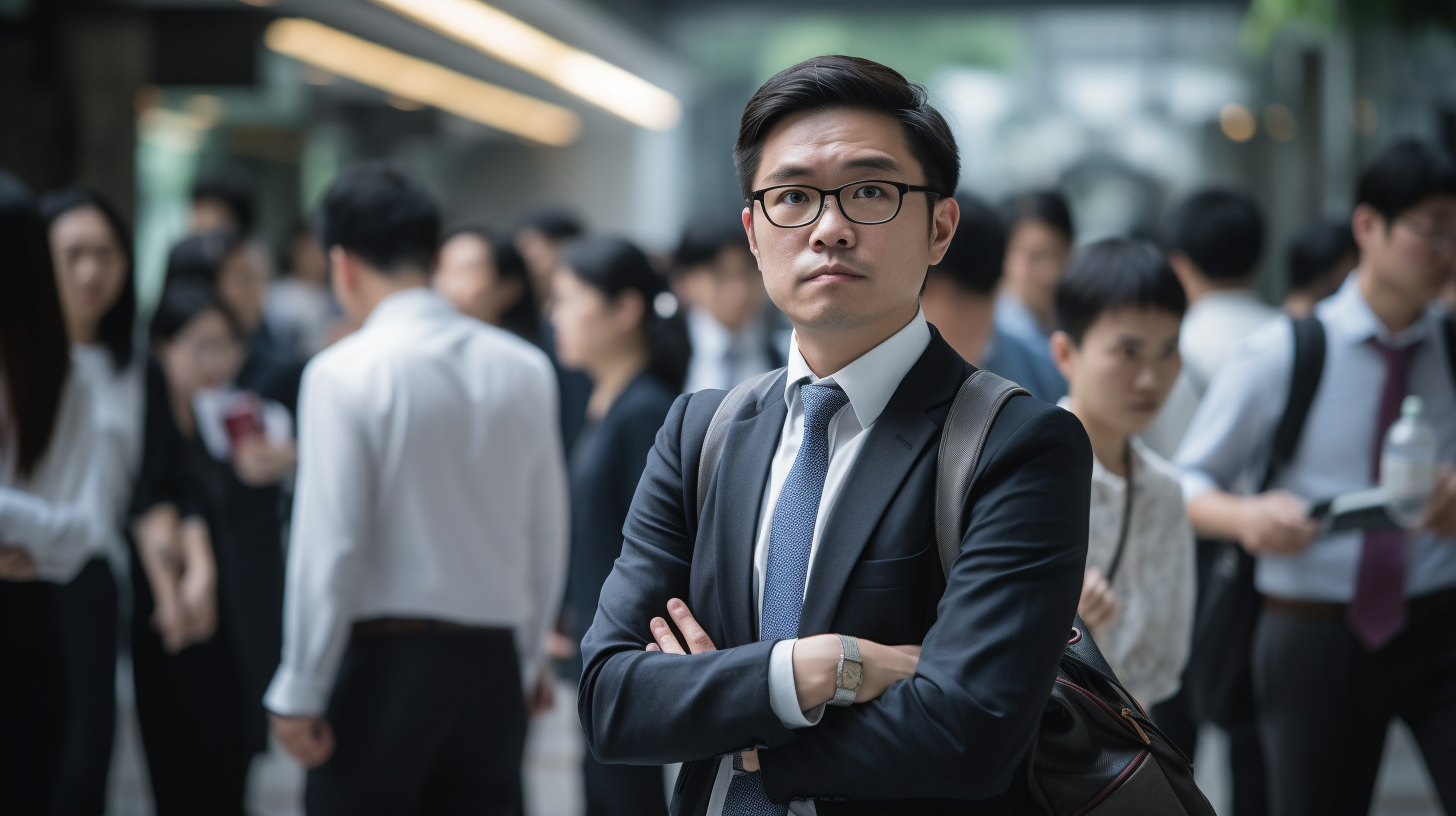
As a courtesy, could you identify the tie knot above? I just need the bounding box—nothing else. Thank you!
[800,383,849,429]
[1371,337,1419,370]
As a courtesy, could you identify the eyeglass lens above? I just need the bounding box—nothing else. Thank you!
[762,182,902,227]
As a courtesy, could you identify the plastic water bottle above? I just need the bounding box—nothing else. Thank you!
[1382,395,1438,529]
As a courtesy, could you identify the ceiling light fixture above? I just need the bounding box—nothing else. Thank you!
[370,0,682,131]
[265,18,581,146]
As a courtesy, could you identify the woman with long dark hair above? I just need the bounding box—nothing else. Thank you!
[39,184,145,816]
[434,222,542,343]
[550,236,688,816]
[0,172,110,812]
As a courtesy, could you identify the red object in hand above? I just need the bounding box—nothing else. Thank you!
[223,394,265,448]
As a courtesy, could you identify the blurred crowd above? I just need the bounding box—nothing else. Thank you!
[0,129,1454,816]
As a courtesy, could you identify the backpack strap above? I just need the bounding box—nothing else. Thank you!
[1444,313,1456,388]
[934,370,1030,580]
[695,368,786,523]
[1259,316,1326,492]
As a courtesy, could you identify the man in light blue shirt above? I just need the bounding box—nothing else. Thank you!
[1175,139,1456,816]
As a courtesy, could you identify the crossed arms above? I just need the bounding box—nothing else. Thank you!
[578,393,1092,802]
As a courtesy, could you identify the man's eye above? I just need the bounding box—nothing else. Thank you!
[780,190,810,205]
[853,185,887,199]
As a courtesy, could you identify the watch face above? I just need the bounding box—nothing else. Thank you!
[841,660,863,690]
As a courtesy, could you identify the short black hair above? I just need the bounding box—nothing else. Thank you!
[150,279,242,344]
[518,206,584,242]
[1355,138,1456,224]
[439,222,540,343]
[929,193,1006,296]
[1163,188,1264,283]
[673,215,749,274]
[734,55,959,202]
[1288,219,1356,291]
[1002,189,1075,245]
[318,162,440,274]
[1055,237,1188,345]
[191,170,255,233]
[40,185,137,372]
[164,229,247,291]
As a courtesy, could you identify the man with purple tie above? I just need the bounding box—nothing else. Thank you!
[1175,139,1456,815]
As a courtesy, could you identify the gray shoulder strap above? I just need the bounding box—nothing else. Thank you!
[695,368,786,522]
[934,370,1030,580]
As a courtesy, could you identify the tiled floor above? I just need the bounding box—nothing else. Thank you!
[107,658,1441,816]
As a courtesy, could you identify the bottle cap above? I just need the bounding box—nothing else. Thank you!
[1401,395,1424,419]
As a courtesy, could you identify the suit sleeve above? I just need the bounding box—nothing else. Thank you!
[759,404,1092,802]
[578,393,798,765]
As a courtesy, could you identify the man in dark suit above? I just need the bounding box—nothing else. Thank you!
[578,55,1092,815]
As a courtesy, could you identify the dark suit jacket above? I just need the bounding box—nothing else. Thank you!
[578,330,1091,815]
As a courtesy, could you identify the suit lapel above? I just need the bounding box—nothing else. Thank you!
[707,378,788,647]
[798,334,966,637]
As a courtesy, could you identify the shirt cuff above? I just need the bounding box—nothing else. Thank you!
[769,639,825,729]
[1179,469,1219,504]
[263,664,333,717]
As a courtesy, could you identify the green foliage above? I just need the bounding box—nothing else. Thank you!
[1243,0,1456,52]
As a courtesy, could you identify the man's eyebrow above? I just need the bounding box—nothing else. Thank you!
[758,156,907,186]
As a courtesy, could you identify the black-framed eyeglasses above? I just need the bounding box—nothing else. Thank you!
[750,179,939,228]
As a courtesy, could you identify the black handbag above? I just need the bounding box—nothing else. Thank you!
[935,371,1215,815]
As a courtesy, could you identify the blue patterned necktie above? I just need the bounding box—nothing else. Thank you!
[722,381,849,816]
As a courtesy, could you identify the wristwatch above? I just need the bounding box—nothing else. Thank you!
[830,634,862,706]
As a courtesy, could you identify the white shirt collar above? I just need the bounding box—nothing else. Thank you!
[782,309,931,429]
[362,286,452,331]
[1322,269,1434,349]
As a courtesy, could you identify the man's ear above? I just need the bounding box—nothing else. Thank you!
[1351,203,1385,255]
[927,195,960,266]
[1167,251,1201,292]
[1050,329,1077,382]
[742,206,762,267]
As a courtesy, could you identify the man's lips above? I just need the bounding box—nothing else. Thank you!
[803,264,863,283]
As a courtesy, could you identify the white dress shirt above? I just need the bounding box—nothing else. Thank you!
[684,308,780,394]
[1141,289,1280,459]
[264,288,569,717]
[0,368,111,582]
[1176,274,1456,602]
[705,310,932,816]
[1059,410,1194,706]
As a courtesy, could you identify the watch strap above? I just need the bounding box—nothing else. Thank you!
[829,634,862,707]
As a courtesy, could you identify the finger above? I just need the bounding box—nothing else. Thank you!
[645,642,661,652]
[649,617,686,655]
[667,598,716,653]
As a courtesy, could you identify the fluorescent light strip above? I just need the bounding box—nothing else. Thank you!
[264,18,581,147]
[371,0,682,131]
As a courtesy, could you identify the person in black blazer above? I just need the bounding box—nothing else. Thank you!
[578,57,1091,816]
[552,236,689,816]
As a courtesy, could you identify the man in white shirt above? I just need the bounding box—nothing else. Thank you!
[675,216,785,394]
[1141,189,1281,460]
[1177,140,1456,816]
[578,56,1091,815]
[264,164,568,815]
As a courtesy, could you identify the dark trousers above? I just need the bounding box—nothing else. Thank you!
[583,751,667,816]
[1253,591,1456,816]
[0,580,64,815]
[130,554,252,816]
[51,557,118,816]
[306,626,528,816]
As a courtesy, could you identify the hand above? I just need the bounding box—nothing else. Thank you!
[545,630,576,661]
[526,670,556,718]
[271,714,336,768]
[171,518,217,652]
[1078,566,1120,631]
[1420,465,1456,538]
[645,598,717,654]
[1238,490,1319,556]
[0,545,36,581]
[232,438,297,487]
[790,634,920,711]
